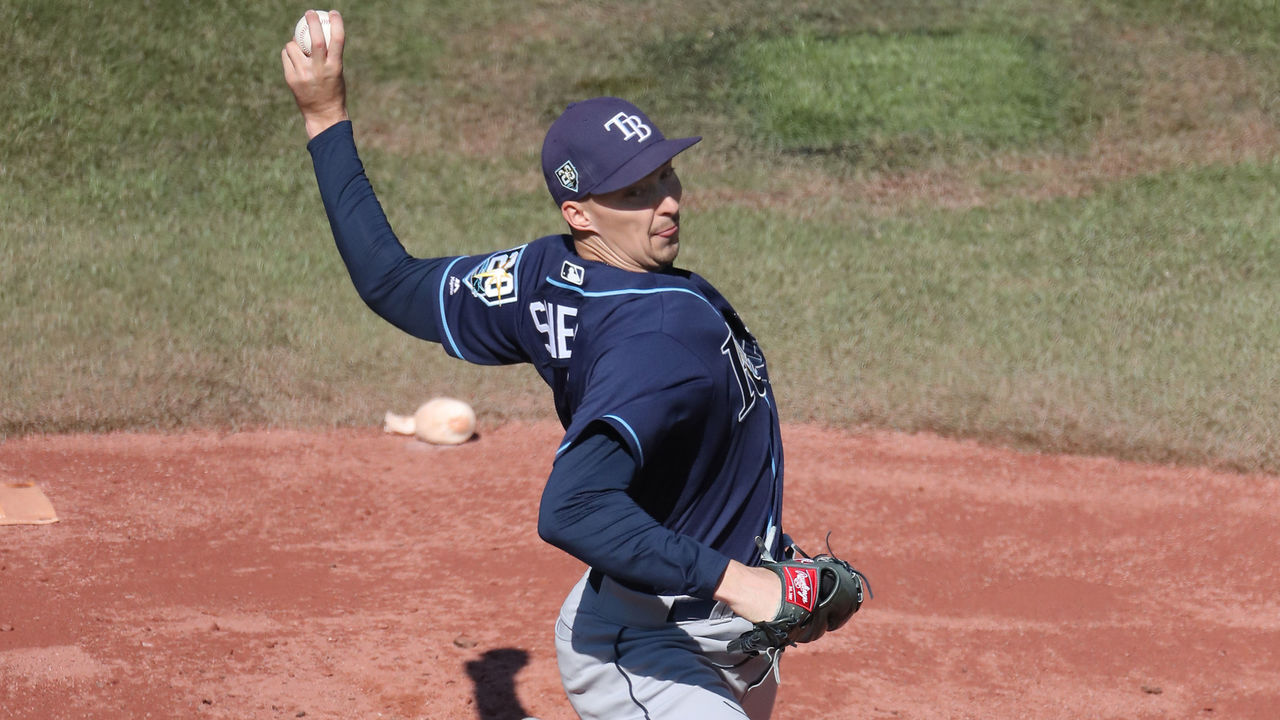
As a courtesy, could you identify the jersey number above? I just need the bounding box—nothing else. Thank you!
[530,301,578,360]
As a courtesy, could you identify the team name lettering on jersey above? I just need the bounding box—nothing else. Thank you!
[466,246,526,306]
[530,301,578,360]
[722,331,768,421]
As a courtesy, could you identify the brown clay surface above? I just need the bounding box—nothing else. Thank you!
[1,421,1277,719]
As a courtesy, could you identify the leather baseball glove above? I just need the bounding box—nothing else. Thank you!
[728,535,872,655]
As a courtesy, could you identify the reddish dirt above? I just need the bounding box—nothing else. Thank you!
[1,421,1277,719]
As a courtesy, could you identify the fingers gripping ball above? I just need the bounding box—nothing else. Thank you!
[728,537,872,655]
[293,10,332,56]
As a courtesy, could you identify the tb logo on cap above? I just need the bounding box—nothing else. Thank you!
[604,112,652,142]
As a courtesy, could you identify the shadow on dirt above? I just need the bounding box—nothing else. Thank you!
[465,647,536,720]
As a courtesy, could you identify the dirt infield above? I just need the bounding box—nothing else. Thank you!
[1,421,1277,719]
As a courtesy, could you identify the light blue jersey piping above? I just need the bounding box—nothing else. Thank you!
[603,414,644,465]
[545,276,717,312]
[554,414,645,466]
[438,256,468,360]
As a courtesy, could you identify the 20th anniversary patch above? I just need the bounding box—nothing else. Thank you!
[466,245,526,307]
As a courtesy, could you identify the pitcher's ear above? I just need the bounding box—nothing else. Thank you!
[561,200,594,233]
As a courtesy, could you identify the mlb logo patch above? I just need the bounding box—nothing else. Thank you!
[560,261,585,286]
[556,160,579,193]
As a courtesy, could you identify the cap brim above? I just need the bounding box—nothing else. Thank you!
[587,136,701,197]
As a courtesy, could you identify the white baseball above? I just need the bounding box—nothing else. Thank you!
[412,397,477,445]
[293,10,332,57]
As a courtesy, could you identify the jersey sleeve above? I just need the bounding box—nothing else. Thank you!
[307,121,529,365]
[432,245,535,365]
[538,425,731,598]
[561,332,714,469]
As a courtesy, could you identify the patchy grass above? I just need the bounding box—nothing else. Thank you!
[685,161,1280,473]
[5,0,1280,473]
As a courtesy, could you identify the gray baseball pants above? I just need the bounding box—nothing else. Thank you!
[554,570,779,719]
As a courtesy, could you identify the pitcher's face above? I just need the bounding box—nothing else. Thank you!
[580,162,684,272]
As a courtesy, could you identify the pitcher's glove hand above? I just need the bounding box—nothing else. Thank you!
[728,535,872,655]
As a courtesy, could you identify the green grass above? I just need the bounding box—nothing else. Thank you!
[4,0,1280,473]
[734,32,1067,156]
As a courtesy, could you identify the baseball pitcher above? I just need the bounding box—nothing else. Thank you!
[282,10,869,719]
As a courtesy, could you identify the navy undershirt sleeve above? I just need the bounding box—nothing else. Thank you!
[307,121,450,342]
[537,424,730,599]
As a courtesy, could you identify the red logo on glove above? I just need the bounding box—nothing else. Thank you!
[783,566,818,612]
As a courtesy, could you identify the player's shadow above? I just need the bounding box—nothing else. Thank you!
[464,647,534,720]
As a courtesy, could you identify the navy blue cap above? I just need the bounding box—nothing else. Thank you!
[541,97,700,207]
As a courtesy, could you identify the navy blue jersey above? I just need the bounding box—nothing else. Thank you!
[310,122,784,597]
